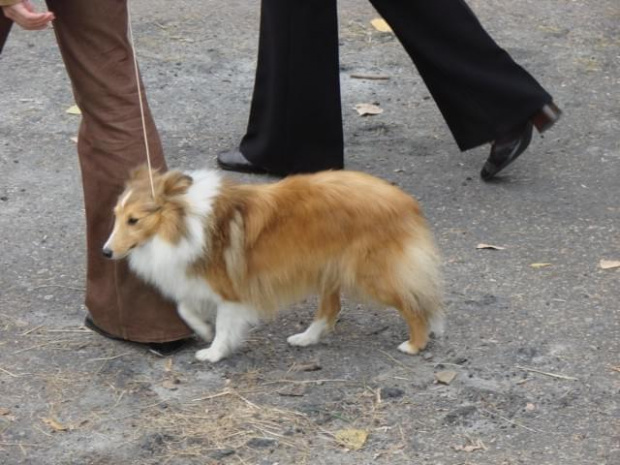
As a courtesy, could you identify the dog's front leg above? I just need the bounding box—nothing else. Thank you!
[195,302,258,363]
[178,300,215,343]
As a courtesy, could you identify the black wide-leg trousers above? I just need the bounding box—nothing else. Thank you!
[240,0,553,174]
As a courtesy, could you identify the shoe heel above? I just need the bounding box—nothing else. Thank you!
[532,102,562,133]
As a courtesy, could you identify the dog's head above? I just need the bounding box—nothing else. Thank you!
[102,166,193,259]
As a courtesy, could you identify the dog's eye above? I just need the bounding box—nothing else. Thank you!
[127,217,139,225]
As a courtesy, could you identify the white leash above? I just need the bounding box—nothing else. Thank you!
[127,4,157,199]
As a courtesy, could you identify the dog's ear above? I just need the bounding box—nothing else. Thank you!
[161,171,193,197]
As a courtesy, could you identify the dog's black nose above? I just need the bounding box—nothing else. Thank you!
[102,248,113,259]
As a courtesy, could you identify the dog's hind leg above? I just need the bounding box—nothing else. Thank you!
[178,301,215,343]
[370,244,442,354]
[394,302,429,355]
[195,302,259,363]
[287,289,341,347]
[359,270,433,355]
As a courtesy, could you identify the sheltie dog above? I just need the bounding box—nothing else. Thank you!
[103,166,443,362]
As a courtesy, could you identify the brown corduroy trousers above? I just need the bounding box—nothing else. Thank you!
[1,1,192,342]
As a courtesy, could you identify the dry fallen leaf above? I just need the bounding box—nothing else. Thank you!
[600,259,620,270]
[0,407,16,422]
[335,429,368,451]
[42,417,69,432]
[476,243,506,250]
[170,35,194,43]
[453,438,487,453]
[354,103,384,116]
[291,360,321,372]
[65,105,81,115]
[162,377,181,390]
[435,370,458,385]
[530,263,552,268]
[165,358,173,372]
[370,18,393,33]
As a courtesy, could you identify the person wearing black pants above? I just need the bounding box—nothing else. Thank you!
[218,0,561,180]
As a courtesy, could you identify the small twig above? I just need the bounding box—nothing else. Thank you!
[0,367,20,378]
[14,339,81,354]
[350,73,391,80]
[44,329,92,333]
[0,443,38,447]
[379,350,415,372]
[33,425,54,438]
[112,390,127,409]
[191,390,234,402]
[0,313,20,324]
[516,365,579,381]
[139,400,169,411]
[86,352,132,363]
[0,367,34,378]
[252,426,295,446]
[236,454,251,465]
[233,391,261,410]
[218,430,249,442]
[263,378,349,387]
[21,325,44,336]
[30,285,84,292]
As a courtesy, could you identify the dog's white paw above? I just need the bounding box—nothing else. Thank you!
[195,347,226,363]
[287,319,328,347]
[397,341,420,355]
[287,332,320,347]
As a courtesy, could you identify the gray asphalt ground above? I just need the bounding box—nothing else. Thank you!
[1,1,618,464]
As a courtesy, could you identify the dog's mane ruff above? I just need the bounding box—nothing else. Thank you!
[128,169,223,303]
[187,180,258,304]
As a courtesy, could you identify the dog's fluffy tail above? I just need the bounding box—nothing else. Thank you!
[400,235,445,336]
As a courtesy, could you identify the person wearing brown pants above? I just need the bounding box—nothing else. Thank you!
[1,1,192,353]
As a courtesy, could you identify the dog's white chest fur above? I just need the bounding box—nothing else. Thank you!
[128,170,222,306]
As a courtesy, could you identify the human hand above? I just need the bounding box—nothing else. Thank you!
[2,0,54,30]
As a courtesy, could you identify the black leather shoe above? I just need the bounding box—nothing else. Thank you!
[481,122,533,181]
[481,102,562,181]
[84,316,188,356]
[217,149,269,175]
